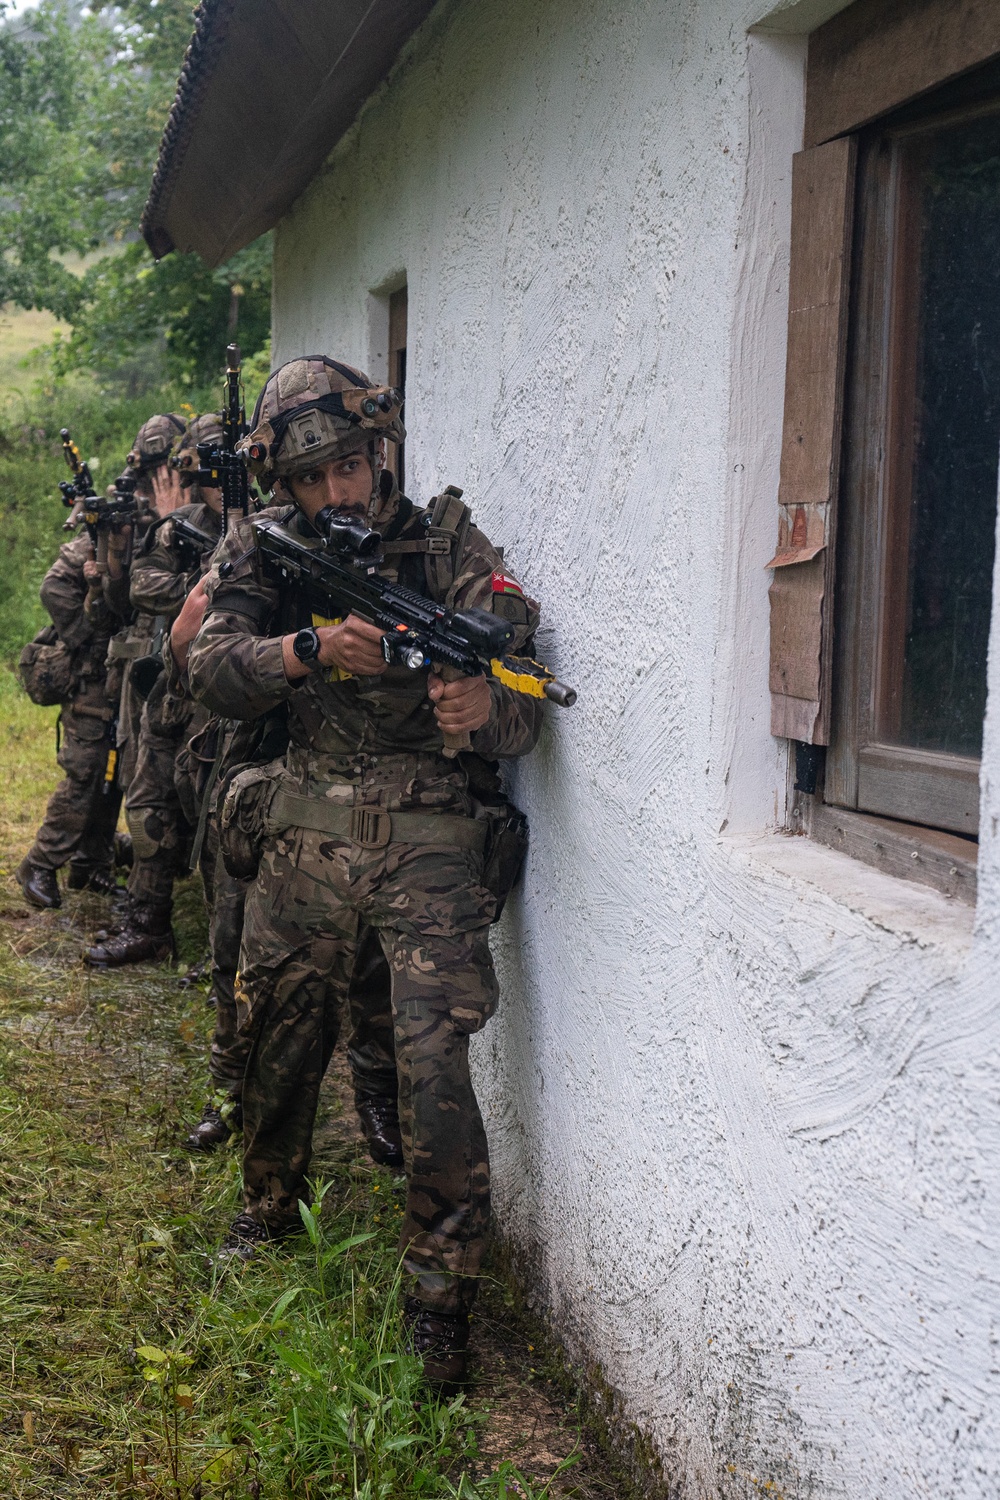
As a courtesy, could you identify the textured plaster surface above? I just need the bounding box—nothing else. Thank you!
[271,1,1000,1494]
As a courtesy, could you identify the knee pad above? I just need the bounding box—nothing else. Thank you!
[126,808,161,863]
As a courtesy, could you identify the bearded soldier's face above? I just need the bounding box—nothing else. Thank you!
[286,452,373,523]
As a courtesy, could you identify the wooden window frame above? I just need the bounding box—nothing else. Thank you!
[826,96,999,840]
[387,284,407,495]
[768,0,1000,899]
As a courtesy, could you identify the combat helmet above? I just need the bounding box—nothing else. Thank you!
[170,412,224,487]
[126,413,187,475]
[238,357,404,504]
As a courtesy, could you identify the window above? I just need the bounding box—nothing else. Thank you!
[828,91,1000,839]
[768,0,1000,899]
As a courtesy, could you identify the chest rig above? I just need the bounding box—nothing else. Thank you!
[381,485,471,604]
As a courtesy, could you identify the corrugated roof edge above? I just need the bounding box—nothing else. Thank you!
[140,0,237,260]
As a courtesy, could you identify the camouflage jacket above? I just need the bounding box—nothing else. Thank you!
[188,491,543,764]
[41,534,115,680]
[129,499,222,624]
[88,491,159,626]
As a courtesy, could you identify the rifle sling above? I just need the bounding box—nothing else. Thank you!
[267,789,487,852]
[189,730,228,876]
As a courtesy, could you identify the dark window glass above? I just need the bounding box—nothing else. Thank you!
[895,115,1000,756]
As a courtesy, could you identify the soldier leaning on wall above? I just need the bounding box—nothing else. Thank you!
[85,414,227,969]
[186,355,544,1393]
[169,577,404,1169]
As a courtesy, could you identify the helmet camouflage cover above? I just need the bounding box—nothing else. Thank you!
[127,413,187,474]
[238,356,404,492]
[170,412,224,485]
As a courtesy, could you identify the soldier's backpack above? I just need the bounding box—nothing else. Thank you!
[17,625,77,706]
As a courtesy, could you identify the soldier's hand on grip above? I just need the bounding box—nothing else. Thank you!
[427,672,493,735]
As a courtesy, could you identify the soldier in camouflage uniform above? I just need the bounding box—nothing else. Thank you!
[188,356,542,1390]
[86,413,226,967]
[169,518,404,1168]
[16,534,122,907]
[99,414,188,808]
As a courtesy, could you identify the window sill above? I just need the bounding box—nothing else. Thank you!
[722,828,975,952]
[795,800,977,906]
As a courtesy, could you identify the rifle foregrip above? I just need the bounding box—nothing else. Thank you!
[435,663,472,760]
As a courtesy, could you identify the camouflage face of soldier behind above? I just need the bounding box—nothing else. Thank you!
[187,355,544,1392]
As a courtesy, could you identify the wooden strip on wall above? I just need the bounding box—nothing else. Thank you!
[768,136,856,744]
[806,0,1000,148]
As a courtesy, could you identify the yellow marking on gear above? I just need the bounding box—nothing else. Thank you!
[104,748,117,783]
[311,612,354,681]
[490,657,551,699]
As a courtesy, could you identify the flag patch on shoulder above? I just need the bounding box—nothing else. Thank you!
[492,571,524,599]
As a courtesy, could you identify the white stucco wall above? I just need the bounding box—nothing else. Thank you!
[270,1,1000,1493]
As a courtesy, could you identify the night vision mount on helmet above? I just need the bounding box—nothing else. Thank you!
[237,356,404,493]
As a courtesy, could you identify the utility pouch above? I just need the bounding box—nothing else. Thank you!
[129,654,164,701]
[217,758,285,881]
[18,626,77,706]
[176,720,221,829]
[481,802,529,920]
[128,618,166,701]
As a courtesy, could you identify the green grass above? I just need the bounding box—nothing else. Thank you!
[0,307,69,397]
[0,674,589,1498]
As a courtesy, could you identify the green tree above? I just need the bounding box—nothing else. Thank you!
[0,0,270,387]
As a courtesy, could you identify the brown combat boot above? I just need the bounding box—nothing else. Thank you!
[403,1297,471,1396]
[16,858,61,910]
[83,904,174,967]
[355,1093,404,1171]
[184,1096,242,1153]
[178,953,211,988]
[67,862,116,896]
[215,1212,298,1265]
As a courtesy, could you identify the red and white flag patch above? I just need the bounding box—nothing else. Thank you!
[491,571,525,600]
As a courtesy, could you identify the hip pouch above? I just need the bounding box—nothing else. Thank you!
[481,803,530,921]
[129,654,164,701]
[217,758,286,881]
[18,627,77,706]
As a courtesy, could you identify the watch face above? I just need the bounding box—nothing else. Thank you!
[294,627,319,662]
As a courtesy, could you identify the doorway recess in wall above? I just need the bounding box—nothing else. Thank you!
[388,284,407,494]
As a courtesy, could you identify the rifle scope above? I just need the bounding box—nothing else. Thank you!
[313,507,383,560]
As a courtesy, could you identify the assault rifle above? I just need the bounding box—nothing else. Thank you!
[242,508,576,754]
[195,342,249,534]
[60,432,138,569]
[59,428,97,509]
[171,513,220,571]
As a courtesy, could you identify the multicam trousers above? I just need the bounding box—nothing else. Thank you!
[207,838,250,1090]
[28,685,121,876]
[124,676,195,910]
[238,769,498,1314]
[211,862,395,1103]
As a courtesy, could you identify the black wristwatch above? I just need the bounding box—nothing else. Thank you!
[291,626,322,669]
